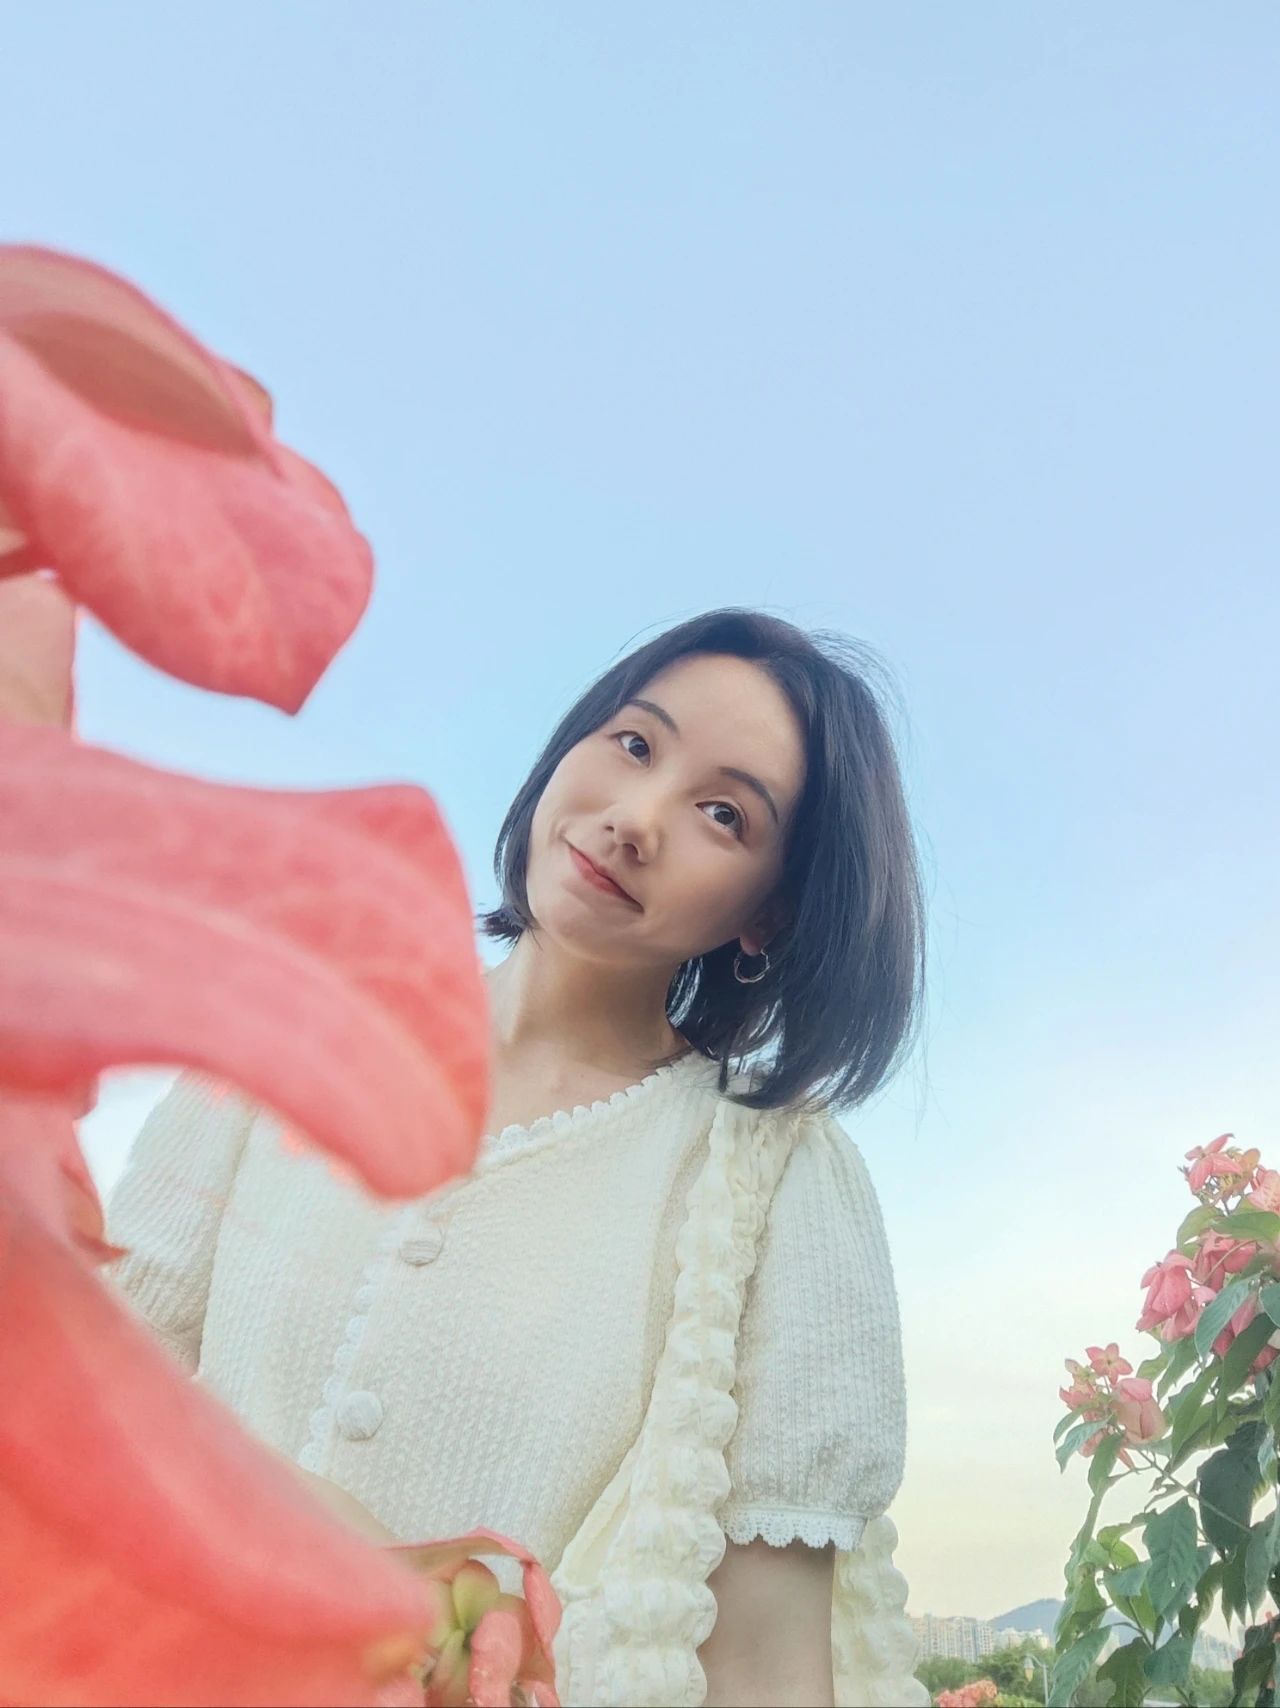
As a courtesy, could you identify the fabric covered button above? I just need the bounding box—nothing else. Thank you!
[336,1390,384,1440]
[399,1224,445,1266]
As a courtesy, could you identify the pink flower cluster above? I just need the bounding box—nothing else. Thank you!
[1059,1344,1166,1468]
[1184,1133,1260,1201]
[1060,1132,1277,1470]
[1132,1135,1280,1373]
[936,1681,998,1708]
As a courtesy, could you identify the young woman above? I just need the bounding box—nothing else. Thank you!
[105,607,929,1708]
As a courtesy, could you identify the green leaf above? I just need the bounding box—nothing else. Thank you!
[1096,1635,1149,1708]
[1104,1560,1149,1598]
[1104,1550,1160,1643]
[1143,1630,1193,1688]
[1221,1313,1278,1401]
[1167,1555,1222,1655]
[1222,1538,1250,1625]
[1087,1432,1122,1494]
[1207,1400,1266,1451]
[1098,1524,1140,1560]
[1177,1202,1219,1248]
[1261,1283,1280,1327]
[1055,1408,1082,1444]
[1156,1333,1199,1398]
[1057,1572,1108,1650]
[1264,1371,1280,1443]
[1214,1209,1280,1243]
[1168,1362,1219,1461]
[1066,1464,1120,1582]
[1201,1441,1262,1557]
[1143,1498,1199,1621]
[1246,1505,1280,1616]
[1261,1430,1279,1482]
[1048,1625,1111,1707]
[1056,1418,1097,1468]
[1197,1277,1255,1360]
[1231,1619,1277,1705]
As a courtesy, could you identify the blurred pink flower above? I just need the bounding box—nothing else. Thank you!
[1223,1154,1264,1195]
[936,1681,998,1708]
[1137,1252,1197,1333]
[1248,1167,1280,1214]
[1156,1287,1214,1342]
[1192,1233,1258,1294]
[1113,1376,1167,1445]
[1086,1342,1133,1379]
[1059,1357,1099,1411]
[1185,1134,1232,1193]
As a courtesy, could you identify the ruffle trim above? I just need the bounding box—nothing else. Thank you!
[833,1514,930,1706]
[297,1201,414,1475]
[550,1096,927,1707]
[478,1048,718,1166]
[552,1094,798,1705]
[719,1502,868,1554]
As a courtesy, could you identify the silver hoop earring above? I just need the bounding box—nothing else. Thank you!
[733,946,770,984]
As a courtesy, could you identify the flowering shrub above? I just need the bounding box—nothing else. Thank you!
[0,247,555,1706]
[936,1680,999,1707]
[1055,1132,1280,1706]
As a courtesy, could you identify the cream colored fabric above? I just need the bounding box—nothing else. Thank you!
[548,1089,927,1706]
[103,1056,924,1705]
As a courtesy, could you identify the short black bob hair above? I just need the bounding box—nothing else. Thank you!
[477,607,927,1119]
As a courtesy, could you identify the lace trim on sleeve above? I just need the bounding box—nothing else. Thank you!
[719,1501,867,1553]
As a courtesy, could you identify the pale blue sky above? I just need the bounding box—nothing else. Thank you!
[10,3,1276,1619]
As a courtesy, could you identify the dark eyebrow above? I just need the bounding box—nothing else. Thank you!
[623,697,781,827]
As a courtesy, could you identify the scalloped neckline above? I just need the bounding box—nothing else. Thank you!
[478,1047,714,1163]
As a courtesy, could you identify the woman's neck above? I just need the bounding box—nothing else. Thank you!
[484,934,688,1074]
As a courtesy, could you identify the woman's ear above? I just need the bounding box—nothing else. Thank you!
[741,897,792,958]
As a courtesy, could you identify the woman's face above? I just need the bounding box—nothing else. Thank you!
[524,651,807,972]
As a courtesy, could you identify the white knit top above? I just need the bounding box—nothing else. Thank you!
[103,1051,926,1706]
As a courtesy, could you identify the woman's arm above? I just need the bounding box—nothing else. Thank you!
[699,1536,835,1708]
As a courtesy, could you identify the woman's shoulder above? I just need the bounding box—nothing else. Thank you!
[713,1073,883,1204]
[741,1095,895,1272]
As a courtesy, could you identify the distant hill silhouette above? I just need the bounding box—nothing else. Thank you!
[992,1599,1062,1633]
[992,1599,1127,1633]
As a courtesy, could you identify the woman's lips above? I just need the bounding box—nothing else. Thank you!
[567,844,639,906]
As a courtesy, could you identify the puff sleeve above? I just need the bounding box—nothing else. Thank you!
[102,1071,256,1373]
[719,1111,907,1553]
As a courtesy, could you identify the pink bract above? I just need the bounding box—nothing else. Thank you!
[0,1117,436,1707]
[0,245,373,712]
[1192,1233,1258,1294]
[0,245,557,1707]
[1112,1376,1166,1446]
[1086,1342,1133,1380]
[1248,1167,1280,1215]
[1185,1133,1232,1193]
[0,725,489,1200]
[0,571,76,727]
[1137,1251,1195,1334]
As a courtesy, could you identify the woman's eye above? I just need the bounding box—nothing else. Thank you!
[613,731,744,839]
[701,801,745,837]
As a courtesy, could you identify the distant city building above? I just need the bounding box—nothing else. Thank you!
[910,1614,997,1662]
[991,1627,1051,1652]
[1194,1631,1235,1672]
